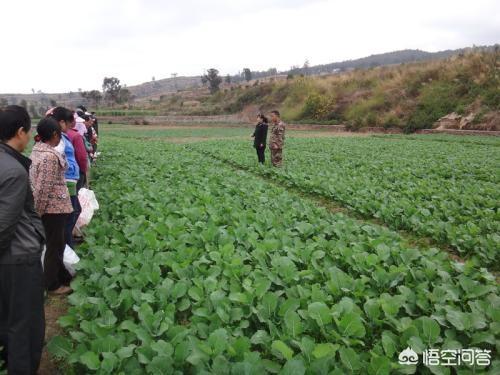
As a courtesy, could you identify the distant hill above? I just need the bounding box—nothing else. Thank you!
[128,76,203,100]
[0,45,496,116]
[244,46,496,79]
[293,49,465,75]
[148,49,499,132]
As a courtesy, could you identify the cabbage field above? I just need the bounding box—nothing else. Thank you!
[48,128,499,374]
[195,137,500,269]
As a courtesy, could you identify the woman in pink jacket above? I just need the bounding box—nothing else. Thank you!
[30,118,73,295]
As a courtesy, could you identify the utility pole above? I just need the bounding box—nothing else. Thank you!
[171,73,178,91]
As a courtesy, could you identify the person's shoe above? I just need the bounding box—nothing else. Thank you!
[49,286,73,295]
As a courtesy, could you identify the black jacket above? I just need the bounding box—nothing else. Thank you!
[0,143,45,264]
[253,122,268,148]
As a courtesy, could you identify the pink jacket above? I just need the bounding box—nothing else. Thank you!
[30,142,73,216]
[67,128,88,173]
[75,118,87,137]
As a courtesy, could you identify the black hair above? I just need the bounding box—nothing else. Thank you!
[36,117,61,143]
[0,105,31,141]
[271,110,281,117]
[257,113,269,123]
[77,105,88,112]
[49,107,74,123]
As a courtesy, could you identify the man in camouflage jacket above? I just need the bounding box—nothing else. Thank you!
[269,110,285,167]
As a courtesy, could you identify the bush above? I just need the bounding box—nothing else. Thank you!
[383,114,401,129]
[345,93,387,126]
[405,81,462,132]
[225,84,273,113]
[482,86,500,109]
[300,94,323,119]
[472,109,488,125]
[299,93,336,121]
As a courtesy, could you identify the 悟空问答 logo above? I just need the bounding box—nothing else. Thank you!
[398,347,418,365]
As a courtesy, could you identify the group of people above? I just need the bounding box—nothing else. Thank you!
[0,104,98,374]
[252,110,286,167]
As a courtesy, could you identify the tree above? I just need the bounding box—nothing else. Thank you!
[225,75,232,84]
[303,59,310,76]
[81,90,102,108]
[171,73,178,90]
[202,69,222,94]
[80,91,89,101]
[102,77,122,104]
[117,88,131,104]
[19,99,27,109]
[28,104,38,118]
[50,99,57,107]
[243,68,252,82]
[90,90,102,108]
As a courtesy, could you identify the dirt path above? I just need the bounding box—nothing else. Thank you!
[38,295,68,374]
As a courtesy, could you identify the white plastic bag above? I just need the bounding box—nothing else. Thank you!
[63,246,80,276]
[76,188,99,228]
[41,245,80,276]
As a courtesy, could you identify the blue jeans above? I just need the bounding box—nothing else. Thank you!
[65,195,81,249]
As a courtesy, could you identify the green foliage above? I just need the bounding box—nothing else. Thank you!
[202,69,223,94]
[481,85,500,110]
[405,81,462,132]
[382,114,401,129]
[81,90,103,107]
[51,134,499,373]
[102,77,123,104]
[346,93,389,127]
[300,93,337,121]
[242,68,252,82]
[196,136,500,268]
[224,84,273,113]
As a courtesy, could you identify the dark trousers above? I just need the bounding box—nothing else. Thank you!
[42,214,72,291]
[65,195,81,249]
[0,261,45,375]
[76,172,86,191]
[256,147,266,164]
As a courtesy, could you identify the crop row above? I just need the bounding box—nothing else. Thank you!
[50,138,499,374]
[193,137,500,269]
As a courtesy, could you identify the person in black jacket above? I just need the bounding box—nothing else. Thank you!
[0,106,46,375]
[252,113,268,164]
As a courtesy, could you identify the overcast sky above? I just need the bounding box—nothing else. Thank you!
[1,0,498,93]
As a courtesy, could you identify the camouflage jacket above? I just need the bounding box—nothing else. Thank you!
[269,121,286,149]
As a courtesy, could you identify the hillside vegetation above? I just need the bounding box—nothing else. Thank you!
[155,50,499,132]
